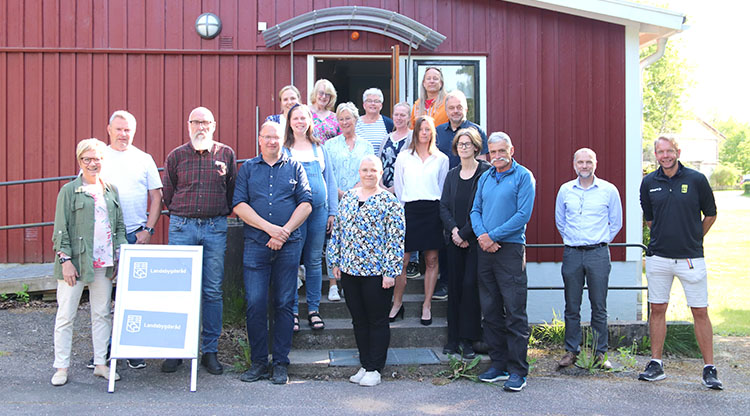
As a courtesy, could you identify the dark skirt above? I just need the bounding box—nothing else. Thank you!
[404,200,444,252]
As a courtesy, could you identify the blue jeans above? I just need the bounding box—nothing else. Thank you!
[293,203,327,314]
[561,246,611,354]
[168,215,227,353]
[243,238,303,366]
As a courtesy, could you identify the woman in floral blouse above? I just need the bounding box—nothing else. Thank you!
[50,138,127,386]
[327,155,405,387]
[309,79,341,143]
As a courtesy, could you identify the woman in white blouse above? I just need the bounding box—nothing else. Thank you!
[391,116,449,326]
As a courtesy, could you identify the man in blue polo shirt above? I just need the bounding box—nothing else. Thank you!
[638,136,722,390]
[233,121,312,385]
[470,132,535,392]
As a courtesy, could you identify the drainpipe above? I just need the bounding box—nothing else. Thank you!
[640,37,668,71]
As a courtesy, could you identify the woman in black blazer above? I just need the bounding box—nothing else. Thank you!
[439,127,491,359]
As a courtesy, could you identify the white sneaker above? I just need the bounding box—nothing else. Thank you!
[328,285,341,301]
[359,370,381,387]
[349,367,367,384]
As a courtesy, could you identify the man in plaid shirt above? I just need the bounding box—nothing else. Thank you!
[161,106,236,376]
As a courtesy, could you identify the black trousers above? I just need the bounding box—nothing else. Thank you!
[446,243,482,344]
[477,243,529,377]
[341,272,394,372]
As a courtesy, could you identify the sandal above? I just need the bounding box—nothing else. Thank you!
[293,314,300,333]
[308,311,325,331]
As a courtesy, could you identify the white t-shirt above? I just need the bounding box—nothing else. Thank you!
[288,146,325,171]
[393,149,449,203]
[101,145,163,233]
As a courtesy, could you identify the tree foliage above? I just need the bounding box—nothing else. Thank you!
[641,41,692,162]
[709,164,741,188]
[715,118,750,174]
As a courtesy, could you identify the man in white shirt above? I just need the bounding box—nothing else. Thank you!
[554,148,622,369]
[98,110,163,370]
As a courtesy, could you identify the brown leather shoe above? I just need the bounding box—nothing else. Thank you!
[595,353,613,370]
[558,351,578,367]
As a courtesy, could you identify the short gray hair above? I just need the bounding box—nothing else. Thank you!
[444,90,468,109]
[488,132,512,147]
[336,102,360,121]
[109,110,136,127]
[360,154,383,171]
[362,88,384,103]
[259,120,283,136]
[573,147,597,162]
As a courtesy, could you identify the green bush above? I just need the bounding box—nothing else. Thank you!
[709,164,741,188]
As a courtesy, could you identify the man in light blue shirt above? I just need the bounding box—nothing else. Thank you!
[554,148,622,370]
[470,132,535,392]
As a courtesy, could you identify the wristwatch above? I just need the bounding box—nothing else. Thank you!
[144,226,155,235]
[59,256,71,264]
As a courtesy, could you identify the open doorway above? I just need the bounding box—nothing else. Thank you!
[314,58,392,118]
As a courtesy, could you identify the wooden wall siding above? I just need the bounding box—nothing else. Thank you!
[0,0,626,263]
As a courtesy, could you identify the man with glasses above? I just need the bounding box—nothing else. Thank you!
[232,121,312,385]
[638,136,722,390]
[161,107,236,375]
[90,110,163,370]
[554,148,622,370]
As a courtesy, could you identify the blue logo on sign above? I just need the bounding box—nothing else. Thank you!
[128,257,192,292]
[119,309,188,349]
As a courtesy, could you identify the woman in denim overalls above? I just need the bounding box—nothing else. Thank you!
[283,104,338,331]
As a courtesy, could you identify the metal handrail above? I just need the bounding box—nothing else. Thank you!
[0,158,253,231]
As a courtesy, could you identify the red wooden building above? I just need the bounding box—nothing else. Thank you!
[0,0,684,318]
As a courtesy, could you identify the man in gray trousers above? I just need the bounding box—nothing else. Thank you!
[554,148,622,369]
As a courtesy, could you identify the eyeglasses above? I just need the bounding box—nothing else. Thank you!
[317,91,332,98]
[189,120,214,127]
[260,135,280,141]
[364,99,382,104]
[457,143,474,149]
[80,157,102,165]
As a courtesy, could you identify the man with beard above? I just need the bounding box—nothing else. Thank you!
[161,107,236,375]
[470,132,535,392]
[554,148,622,370]
[638,136,722,390]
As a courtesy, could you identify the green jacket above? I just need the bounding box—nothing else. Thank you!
[52,176,128,283]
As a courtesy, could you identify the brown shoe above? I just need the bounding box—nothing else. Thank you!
[558,351,578,367]
[596,353,613,370]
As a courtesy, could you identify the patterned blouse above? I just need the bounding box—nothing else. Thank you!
[327,190,405,279]
[379,132,411,189]
[312,111,341,143]
[83,184,114,269]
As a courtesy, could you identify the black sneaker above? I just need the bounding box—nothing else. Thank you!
[638,360,666,382]
[127,359,147,369]
[406,262,420,278]
[459,341,477,359]
[432,285,448,300]
[702,366,723,390]
[240,362,269,383]
[161,359,183,373]
[271,363,289,385]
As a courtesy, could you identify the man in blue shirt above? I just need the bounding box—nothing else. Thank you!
[638,136,722,390]
[554,148,622,370]
[435,90,488,169]
[232,121,312,385]
[470,132,535,392]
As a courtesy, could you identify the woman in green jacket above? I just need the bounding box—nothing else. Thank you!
[50,138,127,386]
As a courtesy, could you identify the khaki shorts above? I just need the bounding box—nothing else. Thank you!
[645,255,708,308]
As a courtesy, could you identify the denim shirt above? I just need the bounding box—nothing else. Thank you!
[232,154,313,245]
[52,175,127,283]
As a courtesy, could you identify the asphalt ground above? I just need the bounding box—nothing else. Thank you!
[1,305,748,415]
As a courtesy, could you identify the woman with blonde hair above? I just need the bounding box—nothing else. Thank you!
[50,138,127,386]
[392,116,449,326]
[265,85,301,127]
[410,67,449,128]
[309,79,340,143]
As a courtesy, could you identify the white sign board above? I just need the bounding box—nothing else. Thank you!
[109,244,203,392]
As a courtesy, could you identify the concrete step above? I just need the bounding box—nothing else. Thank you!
[297,293,447,319]
[317,274,435,295]
[291,317,448,350]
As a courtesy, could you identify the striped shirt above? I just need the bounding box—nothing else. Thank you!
[356,116,388,156]
[162,141,237,218]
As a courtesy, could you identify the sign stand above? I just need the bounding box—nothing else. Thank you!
[107,244,203,393]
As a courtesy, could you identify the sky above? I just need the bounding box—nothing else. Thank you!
[642,0,750,123]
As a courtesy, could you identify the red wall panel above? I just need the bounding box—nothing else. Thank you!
[0,0,627,263]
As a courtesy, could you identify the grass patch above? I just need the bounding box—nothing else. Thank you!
[664,324,701,358]
[643,190,750,336]
[529,311,565,347]
[223,289,247,326]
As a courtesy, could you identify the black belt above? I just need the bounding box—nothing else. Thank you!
[566,242,607,250]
